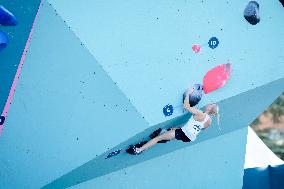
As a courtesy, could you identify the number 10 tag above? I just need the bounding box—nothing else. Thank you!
[208,37,219,49]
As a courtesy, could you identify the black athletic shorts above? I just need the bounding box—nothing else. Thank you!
[175,128,191,142]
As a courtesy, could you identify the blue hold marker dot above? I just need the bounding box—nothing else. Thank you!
[163,104,174,116]
[208,37,219,49]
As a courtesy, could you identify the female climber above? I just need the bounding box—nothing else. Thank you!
[128,87,220,155]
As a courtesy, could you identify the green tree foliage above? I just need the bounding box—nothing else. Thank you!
[251,92,284,126]
[269,93,284,123]
[251,93,284,160]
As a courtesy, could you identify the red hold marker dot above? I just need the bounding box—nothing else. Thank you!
[192,44,201,53]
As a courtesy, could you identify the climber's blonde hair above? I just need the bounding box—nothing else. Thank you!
[205,103,220,126]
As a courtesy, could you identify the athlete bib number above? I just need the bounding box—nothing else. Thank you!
[193,124,201,132]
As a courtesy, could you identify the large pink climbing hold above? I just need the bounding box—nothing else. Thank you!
[203,63,232,94]
[192,44,201,53]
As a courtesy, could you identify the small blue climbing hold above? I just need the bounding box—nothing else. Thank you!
[0,115,5,125]
[0,31,9,52]
[105,149,123,159]
[163,104,174,116]
[0,6,18,26]
[244,1,260,25]
[208,37,219,49]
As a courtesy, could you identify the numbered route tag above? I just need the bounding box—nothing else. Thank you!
[163,104,174,116]
[208,37,219,49]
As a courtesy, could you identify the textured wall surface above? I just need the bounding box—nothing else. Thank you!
[0,0,283,189]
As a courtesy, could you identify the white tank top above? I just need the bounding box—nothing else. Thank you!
[181,113,210,141]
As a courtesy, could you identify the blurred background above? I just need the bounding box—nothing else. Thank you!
[251,92,284,160]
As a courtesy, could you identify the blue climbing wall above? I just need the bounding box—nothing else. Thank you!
[0,0,41,112]
[243,165,284,189]
[0,0,284,189]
